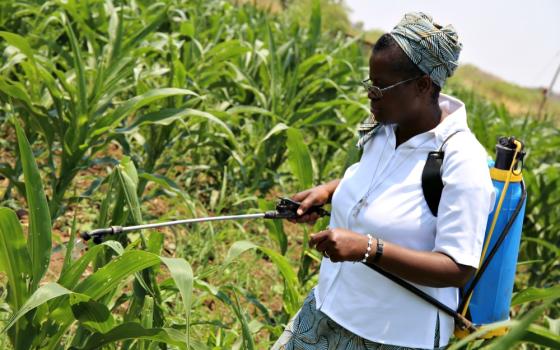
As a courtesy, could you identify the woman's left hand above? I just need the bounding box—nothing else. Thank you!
[309,227,368,262]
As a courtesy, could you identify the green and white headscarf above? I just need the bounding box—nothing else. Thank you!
[356,12,463,149]
[390,12,462,88]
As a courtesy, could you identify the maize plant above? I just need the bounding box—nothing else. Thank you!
[0,0,557,349]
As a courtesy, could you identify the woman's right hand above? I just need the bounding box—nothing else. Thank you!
[288,184,332,225]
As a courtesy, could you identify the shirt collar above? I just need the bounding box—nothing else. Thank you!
[383,92,468,149]
[432,92,469,142]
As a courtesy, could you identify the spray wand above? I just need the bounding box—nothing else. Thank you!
[80,197,330,244]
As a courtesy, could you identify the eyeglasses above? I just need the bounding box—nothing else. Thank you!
[361,75,423,99]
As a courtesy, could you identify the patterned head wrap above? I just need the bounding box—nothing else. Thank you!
[355,12,462,150]
[389,12,462,87]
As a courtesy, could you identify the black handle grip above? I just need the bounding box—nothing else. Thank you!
[267,197,330,219]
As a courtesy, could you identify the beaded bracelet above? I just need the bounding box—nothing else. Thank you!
[361,234,373,263]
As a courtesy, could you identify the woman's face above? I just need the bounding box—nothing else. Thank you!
[367,50,424,125]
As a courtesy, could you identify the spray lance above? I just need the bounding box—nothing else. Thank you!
[79,195,476,332]
[80,197,330,244]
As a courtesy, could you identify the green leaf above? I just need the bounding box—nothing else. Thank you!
[0,32,36,65]
[68,323,187,350]
[70,294,115,334]
[160,257,193,347]
[546,316,560,336]
[225,241,301,316]
[307,0,322,55]
[61,212,78,276]
[296,54,329,80]
[74,250,160,300]
[286,127,313,190]
[58,241,124,289]
[258,198,288,254]
[181,108,236,140]
[265,20,280,112]
[227,106,276,118]
[511,285,560,306]
[15,122,52,289]
[91,88,198,139]
[194,282,256,350]
[139,296,154,350]
[224,286,255,350]
[205,40,250,66]
[0,78,40,114]
[523,237,560,256]
[121,8,169,54]
[486,299,553,350]
[522,324,560,349]
[257,245,301,316]
[116,108,191,132]
[65,20,88,116]
[1,283,73,334]
[256,122,288,153]
[446,320,520,350]
[180,20,195,38]
[116,156,142,224]
[97,170,120,228]
[224,240,258,266]
[0,208,32,311]
[137,172,189,202]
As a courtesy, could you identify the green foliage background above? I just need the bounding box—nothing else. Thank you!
[0,0,557,349]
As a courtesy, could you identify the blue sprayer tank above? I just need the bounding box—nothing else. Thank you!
[457,136,527,337]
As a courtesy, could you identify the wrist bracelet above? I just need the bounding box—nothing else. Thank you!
[372,237,384,263]
[361,234,373,263]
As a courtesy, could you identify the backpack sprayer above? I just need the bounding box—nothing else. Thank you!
[455,136,527,338]
[80,136,526,339]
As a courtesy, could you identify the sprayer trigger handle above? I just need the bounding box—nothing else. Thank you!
[273,197,330,219]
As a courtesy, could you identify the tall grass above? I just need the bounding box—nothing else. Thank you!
[0,0,558,349]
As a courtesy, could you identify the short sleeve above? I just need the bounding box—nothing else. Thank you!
[433,132,497,268]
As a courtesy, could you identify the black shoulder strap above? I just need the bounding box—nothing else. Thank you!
[421,130,464,217]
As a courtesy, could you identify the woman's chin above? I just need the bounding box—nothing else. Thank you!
[372,112,391,124]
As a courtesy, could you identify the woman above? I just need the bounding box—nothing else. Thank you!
[271,12,496,350]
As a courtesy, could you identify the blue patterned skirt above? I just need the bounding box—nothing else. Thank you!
[271,289,443,350]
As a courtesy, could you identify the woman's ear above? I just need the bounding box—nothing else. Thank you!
[415,75,433,97]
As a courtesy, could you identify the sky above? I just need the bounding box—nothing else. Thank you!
[345,0,560,93]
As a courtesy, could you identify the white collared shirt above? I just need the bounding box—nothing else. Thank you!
[313,93,496,348]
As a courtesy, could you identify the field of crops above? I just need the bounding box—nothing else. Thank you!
[0,0,558,349]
